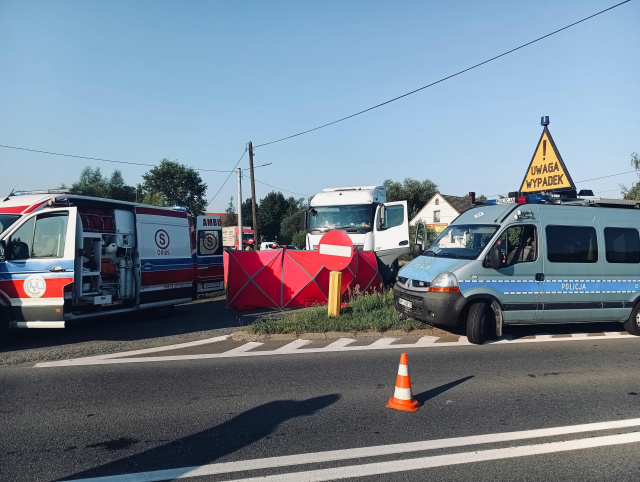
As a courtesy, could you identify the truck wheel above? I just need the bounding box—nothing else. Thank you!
[623,304,640,336]
[466,302,494,345]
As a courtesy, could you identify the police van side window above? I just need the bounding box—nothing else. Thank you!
[546,225,598,263]
[492,224,537,267]
[604,227,640,263]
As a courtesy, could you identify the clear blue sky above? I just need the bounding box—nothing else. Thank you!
[1,0,638,213]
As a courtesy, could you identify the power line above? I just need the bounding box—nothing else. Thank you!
[254,179,310,197]
[206,146,248,207]
[255,1,631,148]
[0,144,235,173]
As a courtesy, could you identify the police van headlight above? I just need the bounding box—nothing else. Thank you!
[428,272,460,293]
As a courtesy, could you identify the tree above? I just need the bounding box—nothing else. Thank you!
[622,152,640,200]
[384,178,438,218]
[258,191,289,242]
[70,167,137,201]
[241,198,254,228]
[224,197,238,227]
[141,159,207,216]
[72,167,110,198]
[291,230,307,249]
[108,170,136,202]
[279,197,307,245]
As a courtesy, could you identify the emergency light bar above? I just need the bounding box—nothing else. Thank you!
[12,189,80,196]
[487,194,550,206]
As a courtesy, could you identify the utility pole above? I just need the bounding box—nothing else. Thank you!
[248,141,259,249]
[236,168,243,250]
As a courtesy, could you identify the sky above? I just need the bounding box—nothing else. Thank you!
[1,0,638,214]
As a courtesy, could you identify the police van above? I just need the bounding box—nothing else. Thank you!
[0,190,223,328]
[393,193,640,344]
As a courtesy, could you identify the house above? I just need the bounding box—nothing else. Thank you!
[410,193,475,240]
[206,212,227,225]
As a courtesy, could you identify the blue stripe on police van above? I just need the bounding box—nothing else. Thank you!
[459,278,640,296]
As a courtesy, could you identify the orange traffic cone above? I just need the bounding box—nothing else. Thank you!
[387,353,418,412]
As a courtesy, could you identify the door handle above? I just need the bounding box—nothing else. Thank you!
[399,240,409,246]
[142,263,153,269]
[49,266,66,272]
[535,273,545,281]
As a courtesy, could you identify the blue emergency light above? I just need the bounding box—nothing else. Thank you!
[487,194,550,206]
[540,116,550,126]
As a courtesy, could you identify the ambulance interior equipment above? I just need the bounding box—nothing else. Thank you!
[74,207,136,307]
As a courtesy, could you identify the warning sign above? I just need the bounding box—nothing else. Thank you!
[520,126,575,194]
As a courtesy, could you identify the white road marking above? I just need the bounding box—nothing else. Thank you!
[274,339,311,352]
[67,418,640,482]
[35,331,636,367]
[237,433,640,482]
[222,342,263,355]
[322,338,355,349]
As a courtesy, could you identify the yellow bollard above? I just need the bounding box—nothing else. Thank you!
[328,271,342,317]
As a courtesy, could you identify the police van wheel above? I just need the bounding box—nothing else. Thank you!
[466,302,494,345]
[623,304,640,336]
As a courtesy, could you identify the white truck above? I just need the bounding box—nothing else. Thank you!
[305,186,409,283]
[0,189,224,328]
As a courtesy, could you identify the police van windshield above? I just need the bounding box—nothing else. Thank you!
[426,224,499,260]
[0,215,20,236]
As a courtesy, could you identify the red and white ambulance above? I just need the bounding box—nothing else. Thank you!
[0,190,223,328]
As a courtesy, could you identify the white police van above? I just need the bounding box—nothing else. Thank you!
[393,193,640,344]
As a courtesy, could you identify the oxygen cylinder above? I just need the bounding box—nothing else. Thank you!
[118,258,127,299]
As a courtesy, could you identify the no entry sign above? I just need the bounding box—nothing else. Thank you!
[318,230,354,272]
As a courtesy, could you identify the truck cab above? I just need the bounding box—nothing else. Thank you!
[305,186,409,283]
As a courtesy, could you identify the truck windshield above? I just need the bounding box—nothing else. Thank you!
[426,224,499,260]
[0,215,20,236]
[308,205,373,233]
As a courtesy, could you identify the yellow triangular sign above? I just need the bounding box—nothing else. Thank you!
[520,127,575,194]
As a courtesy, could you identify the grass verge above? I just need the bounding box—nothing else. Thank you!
[246,288,428,335]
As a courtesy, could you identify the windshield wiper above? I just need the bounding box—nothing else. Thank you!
[424,250,437,256]
[439,252,461,259]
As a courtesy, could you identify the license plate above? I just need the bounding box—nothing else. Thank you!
[398,298,412,309]
[203,282,221,289]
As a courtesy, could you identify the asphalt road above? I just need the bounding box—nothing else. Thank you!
[1,324,639,481]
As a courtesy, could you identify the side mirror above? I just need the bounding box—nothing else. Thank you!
[302,211,308,230]
[378,205,386,230]
[486,246,502,270]
[411,243,423,259]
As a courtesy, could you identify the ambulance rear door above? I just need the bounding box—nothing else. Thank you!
[194,215,224,293]
[135,207,194,307]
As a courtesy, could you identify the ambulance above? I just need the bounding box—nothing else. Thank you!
[0,190,223,328]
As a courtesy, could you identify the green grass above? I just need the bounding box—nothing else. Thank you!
[246,288,427,335]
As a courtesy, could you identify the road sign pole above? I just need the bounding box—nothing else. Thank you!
[328,271,342,317]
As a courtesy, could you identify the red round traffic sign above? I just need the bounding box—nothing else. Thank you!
[318,230,354,272]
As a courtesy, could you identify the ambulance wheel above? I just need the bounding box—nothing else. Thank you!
[623,304,640,336]
[466,302,494,345]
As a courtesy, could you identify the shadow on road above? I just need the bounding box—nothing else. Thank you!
[0,297,274,353]
[413,376,474,407]
[58,394,340,481]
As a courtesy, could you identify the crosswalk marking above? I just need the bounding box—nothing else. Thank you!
[34,331,635,368]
